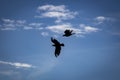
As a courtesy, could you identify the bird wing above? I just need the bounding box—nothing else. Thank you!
[70,30,73,33]
[51,37,60,44]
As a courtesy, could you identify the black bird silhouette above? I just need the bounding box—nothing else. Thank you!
[51,37,64,57]
[63,29,75,37]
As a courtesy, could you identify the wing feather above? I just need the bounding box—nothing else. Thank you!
[51,37,60,44]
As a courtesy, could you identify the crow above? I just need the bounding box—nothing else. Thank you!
[51,37,64,57]
[63,29,75,37]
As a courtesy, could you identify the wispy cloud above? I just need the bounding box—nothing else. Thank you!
[28,57,58,79]
[0,70,22,80]
[0,60,35,68]
[41,32,49,36]
[1,27,16,30]
[35,5,78,23]
[94,16,113,25]
[38,5,67,12]
[0,19,43,31]
[2,18,15,23]
[0,70,20,76]
[29,23,43,30]
[46,23,81,34]
[0,5,101,37]
[95,16,106,23]
[1,19,25,30]
[23,26,33,30]
[79,24,100,33]
[111,32,120,36]
[46,23,100,37]
[1,18,16,30]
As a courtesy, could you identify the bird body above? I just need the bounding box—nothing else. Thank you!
[63,29,75,37]
[51,37,64,57]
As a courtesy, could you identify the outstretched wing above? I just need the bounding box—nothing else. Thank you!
[54,46,61,57]
[51,37,60,44]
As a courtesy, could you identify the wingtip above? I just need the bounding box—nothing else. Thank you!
[61,43,64,46]
[51,37,53,40]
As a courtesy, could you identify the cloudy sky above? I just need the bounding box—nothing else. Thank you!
[0,0,120,80]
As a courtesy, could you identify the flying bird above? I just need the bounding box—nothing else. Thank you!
[51,37,64,57]
[63,29,75,37]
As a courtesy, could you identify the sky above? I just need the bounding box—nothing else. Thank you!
[0,0,120,80]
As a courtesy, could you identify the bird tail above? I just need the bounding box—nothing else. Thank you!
[55,54,58,57]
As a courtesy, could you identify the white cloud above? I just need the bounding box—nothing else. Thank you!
[46,23,82,34]
[2,18,15,23]
[0,70,21,79]
[38,5,67,12]
[1,27,16,30]
[3,23,15,27]
[41,32,49,36]
[0,60,35,68]
[23,26,33,30]
[0,70,18,76]
[41,11,66,18]
[1,19,25,30]
[84,26,99,32]
[94,16,113,24]
[16,20,26,24]
[15,20,26,27]
[95,16,106,24]
[2,19,26,25]
[111,32,120,36]
[46,23,100,37]
[1,19,16,30]
[0,19,43,31]
[36,5,78,23]
[46,24,70,33]
[95,16,106,22]
[29,23,42,27]
[80,24,100,33]
[29,23,43,30]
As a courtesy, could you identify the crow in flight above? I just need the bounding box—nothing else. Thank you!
[51,37,64,57]
[63,29,75,37]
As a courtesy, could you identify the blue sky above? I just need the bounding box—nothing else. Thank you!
[0,0,120,80]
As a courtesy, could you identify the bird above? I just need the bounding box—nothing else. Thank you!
[63,29,75,37]
[51,37,64,57]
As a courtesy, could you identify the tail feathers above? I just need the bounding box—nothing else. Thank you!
[55,54,59,57]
